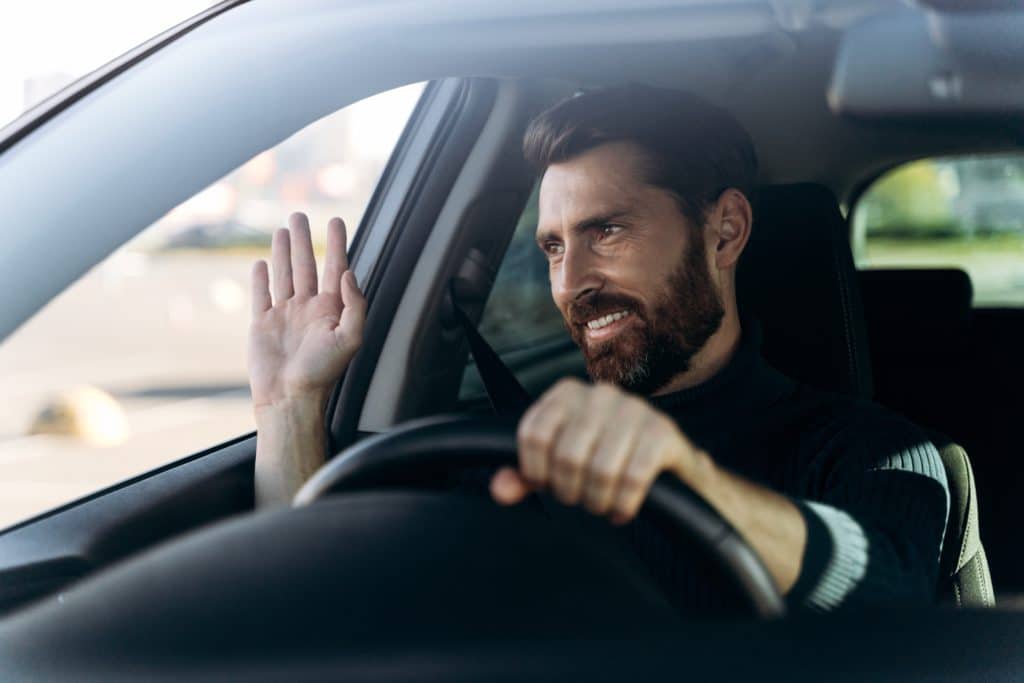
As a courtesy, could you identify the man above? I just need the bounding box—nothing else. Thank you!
[248,85,949,613]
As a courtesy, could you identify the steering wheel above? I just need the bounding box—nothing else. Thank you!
[294,414,784,619]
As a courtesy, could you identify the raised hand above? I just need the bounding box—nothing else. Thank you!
[248,212,366,412]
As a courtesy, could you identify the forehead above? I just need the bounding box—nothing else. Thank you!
[536,142,653,232]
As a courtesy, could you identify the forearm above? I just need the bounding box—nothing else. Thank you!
[254,392,330,507]
[681,444,948,609]
[680,452,806,594]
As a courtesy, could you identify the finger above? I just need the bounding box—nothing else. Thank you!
[490,466,533,506]
[550,383,619,505]
[610,416,675,524]
[516,380,578,487]
[271,228,294,302]
[582,398,646,515]
[321,217,348,296]
[336,271,366,349]
[251,260,271,317]
[289,212,318,298]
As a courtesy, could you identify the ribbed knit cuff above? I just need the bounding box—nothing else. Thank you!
[789,501,869,612]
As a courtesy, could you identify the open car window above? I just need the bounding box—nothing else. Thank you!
[852,154,1024,307]
[0,83,424,529]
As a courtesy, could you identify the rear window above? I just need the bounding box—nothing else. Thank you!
[852,154,1024,307]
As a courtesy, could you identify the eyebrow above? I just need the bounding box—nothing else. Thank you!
[535,208,634,247]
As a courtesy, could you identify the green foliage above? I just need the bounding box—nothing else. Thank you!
[860,160,956,237]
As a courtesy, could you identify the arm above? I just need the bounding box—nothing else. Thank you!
[685,460,807,594]
[785,424,949,610]
[491,379,948,606]
[254,394,328,507]
[249,212,366,507]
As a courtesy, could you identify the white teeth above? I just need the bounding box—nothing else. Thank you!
[586,310,629,331]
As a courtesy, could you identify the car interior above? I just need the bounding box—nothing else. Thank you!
[0,0,1023,677]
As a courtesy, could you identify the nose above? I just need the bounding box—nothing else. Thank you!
[555,243,602,304]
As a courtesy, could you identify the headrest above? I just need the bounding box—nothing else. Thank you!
[737,183,872,398]
[858,268,973,358]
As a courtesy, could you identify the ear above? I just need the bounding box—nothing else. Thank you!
[711,188,752,270]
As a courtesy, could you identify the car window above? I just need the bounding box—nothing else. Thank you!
[852,154,1024,307]
[478,187,565,352]
[0,82,424,528]
[459,187,570,401]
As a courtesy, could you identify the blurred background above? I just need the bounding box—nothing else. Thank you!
[0,1,423,527]
[855,156,1024,305]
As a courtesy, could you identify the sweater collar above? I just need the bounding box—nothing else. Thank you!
[647,319,793,416]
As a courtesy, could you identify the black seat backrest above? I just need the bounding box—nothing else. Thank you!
[858,268,973,433]
[859,268,972,362]
[738,183,872,398]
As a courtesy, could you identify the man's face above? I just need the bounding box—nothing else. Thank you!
[536,141,724,395]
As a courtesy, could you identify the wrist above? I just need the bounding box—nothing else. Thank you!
[254,393,330,507]
[253,389,331,422]
[673,443,717,494]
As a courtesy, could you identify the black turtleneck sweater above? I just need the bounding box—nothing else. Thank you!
[627,323,949,613]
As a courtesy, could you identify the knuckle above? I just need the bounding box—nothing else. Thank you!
[553,447,584,473]
[516,416,534,443]
[518,428,549,453]
[583,492,608,515]
[590,382,619,404]
[610,500,633,521]
[589,461,617,488]
[654,414,678,436]
[623,395,648,416]
[620,469,648,493]
[554,377,582,395]
[557,438,589,466]
[562,486,582,505]
[553,486,576,506]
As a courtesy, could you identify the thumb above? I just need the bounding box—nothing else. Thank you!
[490,466,532,506]
[336,270,366,345]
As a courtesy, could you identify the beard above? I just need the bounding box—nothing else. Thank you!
[564,236,725,395]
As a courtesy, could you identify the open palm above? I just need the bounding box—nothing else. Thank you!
[248,213,366,411]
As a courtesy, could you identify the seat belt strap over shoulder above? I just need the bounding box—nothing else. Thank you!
[449,289,532,418]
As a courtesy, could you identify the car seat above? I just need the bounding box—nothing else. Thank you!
[738,184,994,607]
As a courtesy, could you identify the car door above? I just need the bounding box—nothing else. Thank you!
[0,4,487,613]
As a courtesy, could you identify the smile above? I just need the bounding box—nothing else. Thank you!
[586,310,630,330]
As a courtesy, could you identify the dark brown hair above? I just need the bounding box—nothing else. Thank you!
[522,84,758,224]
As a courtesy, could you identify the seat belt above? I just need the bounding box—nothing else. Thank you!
[449,289,533,417]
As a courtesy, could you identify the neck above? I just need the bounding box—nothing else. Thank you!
[651,309,742,396]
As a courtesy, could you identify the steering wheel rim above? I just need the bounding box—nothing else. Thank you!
[294,414,785,619]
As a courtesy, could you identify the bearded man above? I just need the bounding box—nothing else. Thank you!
[248,85,950,613]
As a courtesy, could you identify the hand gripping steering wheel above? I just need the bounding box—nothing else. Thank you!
[293,415,784,618]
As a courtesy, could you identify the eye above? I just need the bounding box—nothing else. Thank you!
[597,225,623,239]
[542,241,564,257]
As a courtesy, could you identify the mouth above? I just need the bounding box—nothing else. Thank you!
[582,309,634,342]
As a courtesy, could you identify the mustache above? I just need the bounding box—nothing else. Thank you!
[566,292,644,326]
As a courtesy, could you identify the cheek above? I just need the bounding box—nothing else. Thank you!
[548,268,564,307]
[607,260,657,299]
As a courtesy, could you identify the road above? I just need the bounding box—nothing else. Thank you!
[0,251,261,528]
